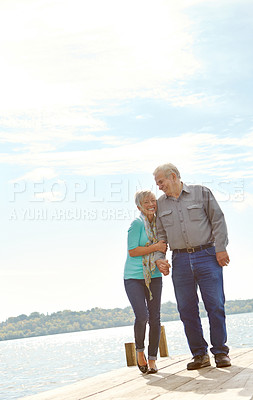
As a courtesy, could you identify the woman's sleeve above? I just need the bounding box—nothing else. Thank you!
[127,219,142,250]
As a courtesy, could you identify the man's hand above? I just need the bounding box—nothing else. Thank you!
[156,259,171,276]
[156,240,168,254]
[216,251,230,267]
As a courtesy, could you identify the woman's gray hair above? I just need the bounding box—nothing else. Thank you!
[134,190,156,208]
[153,163,181,179]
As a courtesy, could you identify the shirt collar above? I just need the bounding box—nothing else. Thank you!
[165,181,190,199]
[182,182,190,194]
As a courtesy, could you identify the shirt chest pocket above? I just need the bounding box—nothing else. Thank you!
[187,204,205,221]
[159,209,173,226]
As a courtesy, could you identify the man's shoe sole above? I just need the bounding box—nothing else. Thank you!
[216,361,231,368]
[187,361,211,370]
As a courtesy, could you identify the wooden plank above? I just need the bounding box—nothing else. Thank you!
[78,361,196,400]
[78,349,253,400]
[202,362,253,399]
[153,349,253,400]
[19,368,137,400]
[20,349,253,400]
[83,349,253,400]
[19,356,189,400]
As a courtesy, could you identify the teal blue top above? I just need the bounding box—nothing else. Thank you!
[124,216,162,280]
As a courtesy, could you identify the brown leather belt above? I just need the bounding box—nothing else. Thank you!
[174,243,214,254]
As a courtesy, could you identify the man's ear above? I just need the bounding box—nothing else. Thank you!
[171,173,177,182]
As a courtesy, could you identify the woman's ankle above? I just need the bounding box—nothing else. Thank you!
[148,359,156,369]
[137,351,147,365]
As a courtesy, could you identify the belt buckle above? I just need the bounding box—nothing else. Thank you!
[187,247,195,253]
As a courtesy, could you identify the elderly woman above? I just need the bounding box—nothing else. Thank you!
[124,190,168,374]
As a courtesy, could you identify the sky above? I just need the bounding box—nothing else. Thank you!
[0,0,253,322]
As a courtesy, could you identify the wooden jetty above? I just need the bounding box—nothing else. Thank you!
[21,348,253,400]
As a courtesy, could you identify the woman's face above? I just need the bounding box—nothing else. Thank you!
[139,195,157,218]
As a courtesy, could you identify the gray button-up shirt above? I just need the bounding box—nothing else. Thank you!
[155,183,228,259]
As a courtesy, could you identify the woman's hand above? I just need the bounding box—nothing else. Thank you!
[155,240,167,254]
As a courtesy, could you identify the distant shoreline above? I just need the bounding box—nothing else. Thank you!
[0,299,252,342]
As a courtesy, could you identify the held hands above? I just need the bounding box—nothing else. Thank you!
[216,251,230,267]
[156,259,171,276]
[155,240,168,254]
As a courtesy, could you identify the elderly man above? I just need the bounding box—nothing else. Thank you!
[153,163,231,370]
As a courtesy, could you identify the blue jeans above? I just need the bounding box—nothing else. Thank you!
[172,246,229,356]
[124,277,162,360]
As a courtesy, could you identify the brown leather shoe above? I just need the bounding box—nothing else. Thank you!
[187,354,211,370]
[215,353,231,367]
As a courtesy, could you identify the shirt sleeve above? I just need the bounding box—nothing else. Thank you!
[202,186,229,252]
[154,213,167,261]
[127,219,142,250]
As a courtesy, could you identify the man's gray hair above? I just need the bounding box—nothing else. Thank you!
[153,163,181,179]
[135,190,156,207]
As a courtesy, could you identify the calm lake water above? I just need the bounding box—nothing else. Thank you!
[0,312,252,400]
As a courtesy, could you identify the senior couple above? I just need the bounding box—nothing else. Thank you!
[124,163,231,374]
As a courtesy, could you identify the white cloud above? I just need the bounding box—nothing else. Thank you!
[168,93,223,107]
[135,115,151,120]
[3,133,252,182]
[11,168,58,182]
[0,0,201,111]
[210,132,253,147]
[0,107,136,152]
[232,192,253,212]
[0,108,108,147]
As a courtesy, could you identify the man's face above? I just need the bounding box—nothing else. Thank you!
[155,171,175,196]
